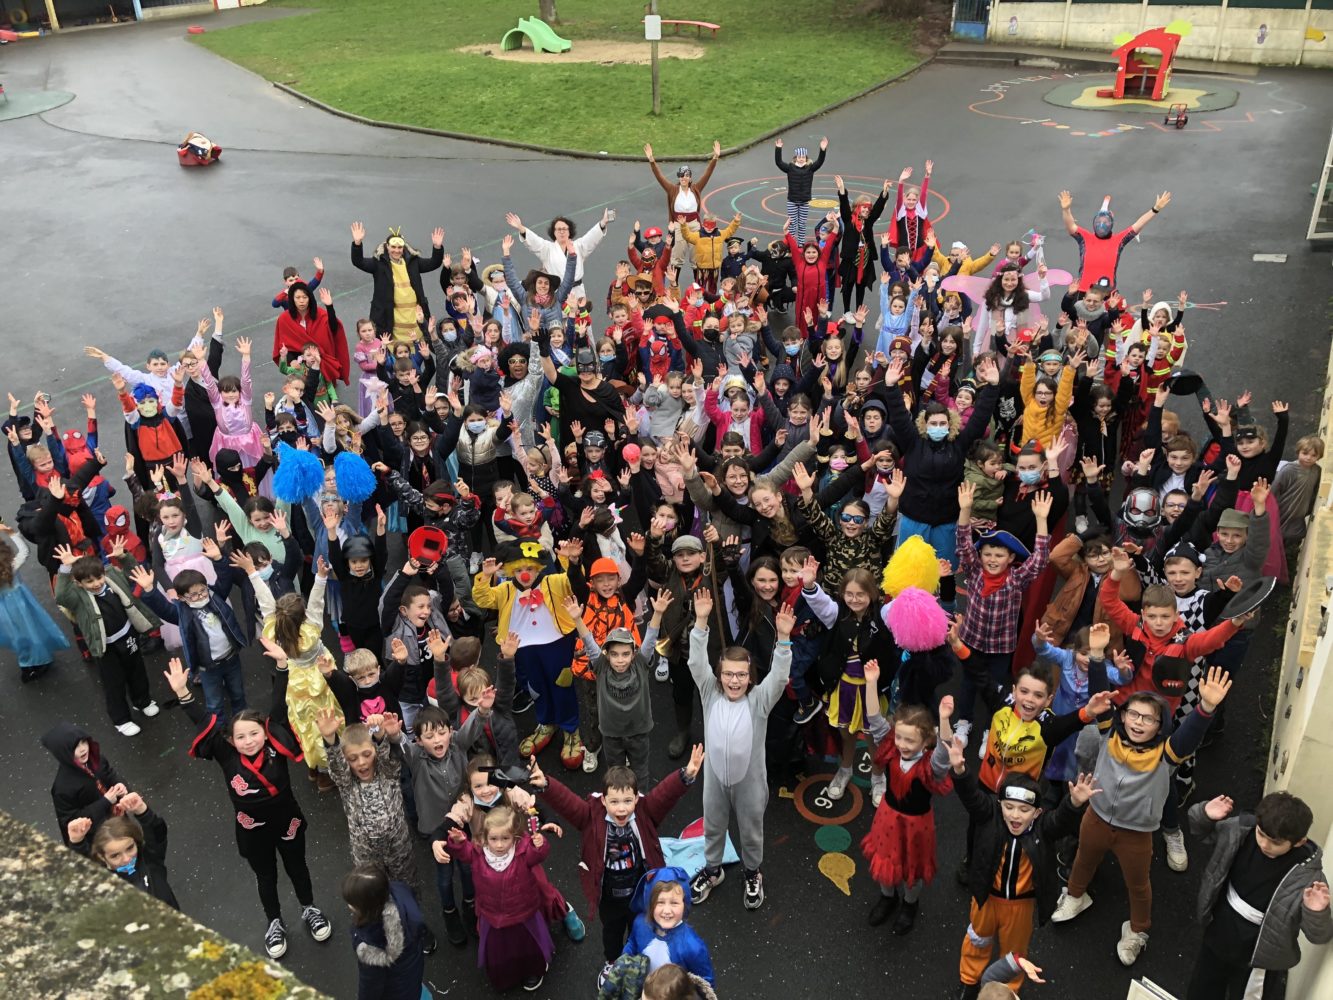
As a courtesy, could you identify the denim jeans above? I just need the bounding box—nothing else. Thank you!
[198,653,248,721]
[896,514,959,567]
[434,857,475,911]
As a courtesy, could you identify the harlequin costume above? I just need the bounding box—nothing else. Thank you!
[473,541,585,768]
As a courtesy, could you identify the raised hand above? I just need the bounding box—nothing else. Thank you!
[1303,881,1330,913]
[1198,666,1233,713]
[1068,771,1101,807]
[692,588,714,625]
[1204,794,1235,821]
[684,743,705,781]
[163,657,191,697]
[316,706,342,740]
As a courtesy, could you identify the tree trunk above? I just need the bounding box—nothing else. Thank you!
[538,0,558,23]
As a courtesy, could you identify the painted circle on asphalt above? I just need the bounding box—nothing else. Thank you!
[791,772,864,826]
[814,825,853,853]
[703,175,951,239]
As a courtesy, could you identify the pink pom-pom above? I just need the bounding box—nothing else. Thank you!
[886,587,949,652]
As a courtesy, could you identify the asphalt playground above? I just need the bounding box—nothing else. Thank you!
[2,12,1331,999]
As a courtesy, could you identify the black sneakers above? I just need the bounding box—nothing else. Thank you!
[301,905,331,942]
[264,918,288,958]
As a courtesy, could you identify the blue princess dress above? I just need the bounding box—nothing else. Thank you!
[0,533,70,677]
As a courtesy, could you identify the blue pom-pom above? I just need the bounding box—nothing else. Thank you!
[272,442,325,504]
[334,451,377,503]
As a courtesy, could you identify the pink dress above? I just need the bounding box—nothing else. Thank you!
[353,338,383,417]
[200,358,266,467]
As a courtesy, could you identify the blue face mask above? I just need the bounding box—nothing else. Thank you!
[443,330,458,343]
[115,858,138,876]
[1018,469,1043,486]
[785,344,800,356]
[257,564,275,581]
[466,420,486,434]
[926,425,949,442]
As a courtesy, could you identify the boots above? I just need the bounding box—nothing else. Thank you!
[891,899,919,935]
[868,891,899,926]
[667,701,693,759]
[460,897,478,938]
[442,907,467,947]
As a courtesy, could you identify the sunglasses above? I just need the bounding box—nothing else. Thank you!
[840,513,867,525]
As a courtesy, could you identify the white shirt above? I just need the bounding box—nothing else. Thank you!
[519,224,608,301]
[674,188,699,214]
[510,588,564,646]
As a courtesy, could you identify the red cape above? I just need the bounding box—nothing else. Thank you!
[272,306,350,384]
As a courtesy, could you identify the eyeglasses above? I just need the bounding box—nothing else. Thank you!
[183,589,210,603]
[1122,708,1160,725]
[840,513,867,525]
[1164,501,1187,512]
[720,670,750,681]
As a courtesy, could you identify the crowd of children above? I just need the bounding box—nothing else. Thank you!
[9,137,1331,1000]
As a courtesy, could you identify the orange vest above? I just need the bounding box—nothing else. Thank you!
[573,594,639,680]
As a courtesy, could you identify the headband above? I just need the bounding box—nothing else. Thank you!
[1002,786,1039,806]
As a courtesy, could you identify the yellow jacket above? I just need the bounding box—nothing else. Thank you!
[1018,362,1076,450]
[473,568,578,636]
[932,246,996,277]
[682,217,741,271]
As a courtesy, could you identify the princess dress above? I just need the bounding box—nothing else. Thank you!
[0,534,70,672]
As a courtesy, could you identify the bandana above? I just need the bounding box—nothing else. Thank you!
[1002,785,1038,806]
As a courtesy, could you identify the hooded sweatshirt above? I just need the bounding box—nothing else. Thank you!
[42,722,128,846]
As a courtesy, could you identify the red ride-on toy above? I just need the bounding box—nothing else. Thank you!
[177,131,222,166]
[1164,103,1188,129]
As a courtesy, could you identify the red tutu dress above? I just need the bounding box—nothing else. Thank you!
[860,740,953,887]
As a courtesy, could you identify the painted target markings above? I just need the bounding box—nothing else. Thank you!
[703,175,951,239]
[789,772,865,826]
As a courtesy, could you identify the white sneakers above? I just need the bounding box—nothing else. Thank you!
[115,721,141,737]
[1162,827,1189,872]
[1051,889,1093,923]
[581,748,599,774]
[870,772,886,808]
[827,767,853,801]
[138,701,160,718]
[1117,920,1150,966]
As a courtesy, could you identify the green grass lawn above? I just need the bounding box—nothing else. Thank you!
[195,0,919,155]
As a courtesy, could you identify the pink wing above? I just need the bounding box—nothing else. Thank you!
[940,274,991,306]
[1026,268,1073,291]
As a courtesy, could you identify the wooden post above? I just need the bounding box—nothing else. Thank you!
[650,0,661,116]
[43,0,61,31]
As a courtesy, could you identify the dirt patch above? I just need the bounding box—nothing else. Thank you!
[457,38,705,65]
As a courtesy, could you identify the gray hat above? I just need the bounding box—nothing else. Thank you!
[671,535,704,554]
[604,627,636,647]
[1217,509,1250,531]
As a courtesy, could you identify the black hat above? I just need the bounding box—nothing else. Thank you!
[1150,655,1192,697]
[642,304,675,323]
[1221,576,1276,620]
[1165,369,1205,396]
[583,430,608,448]
[342,536,374,561]
[1234,425,1261,442]
[1163,540,1206,568]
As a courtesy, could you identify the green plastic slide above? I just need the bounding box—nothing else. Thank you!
[500,17,572,54]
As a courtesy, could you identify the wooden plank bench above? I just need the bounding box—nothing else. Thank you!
[644,18,721,38]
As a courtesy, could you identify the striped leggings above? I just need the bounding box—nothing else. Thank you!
[786,201,810,243]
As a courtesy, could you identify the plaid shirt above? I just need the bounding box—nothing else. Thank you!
[957,523,1050,654]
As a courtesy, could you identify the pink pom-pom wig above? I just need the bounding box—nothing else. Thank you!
[886,586,949,653]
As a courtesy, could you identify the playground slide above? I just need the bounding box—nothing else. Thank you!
[500,17,572,54]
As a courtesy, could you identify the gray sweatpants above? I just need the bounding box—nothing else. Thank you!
[602,732,650,790]
[703,768,769,872]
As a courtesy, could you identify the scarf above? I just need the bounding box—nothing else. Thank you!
[979,567,1010,598]
[483,845,516,872]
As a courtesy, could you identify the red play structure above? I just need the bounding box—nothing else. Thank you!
[1097,26,1181,101]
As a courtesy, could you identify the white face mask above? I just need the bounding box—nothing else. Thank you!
[186,597,210,610]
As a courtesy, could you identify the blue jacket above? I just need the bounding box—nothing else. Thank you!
[1033,635,1130,782]
[623,915,715,986]
[142,573,247,674]
[352,880,426,1000]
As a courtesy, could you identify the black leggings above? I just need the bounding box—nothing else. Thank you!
[242,821,314,921]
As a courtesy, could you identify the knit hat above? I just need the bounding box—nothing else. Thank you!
[1164,540,1206,567]
[889,336,911,356]
[1217,509,1250,531]
[770,363,797,387]
[950,241,968,253]
[589,557,620,579]
[470,346,493,364]
[793,147,809,158]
